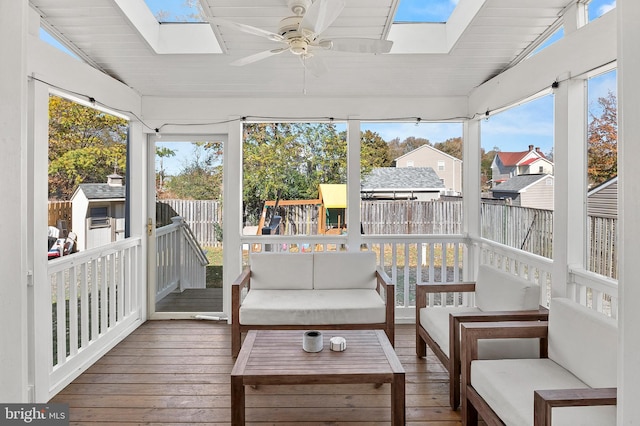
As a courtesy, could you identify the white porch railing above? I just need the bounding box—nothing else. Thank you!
[45,237,143,398]
[155,216,209,302]
[240,234,618,319]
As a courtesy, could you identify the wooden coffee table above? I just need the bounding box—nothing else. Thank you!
[230,329,405,425]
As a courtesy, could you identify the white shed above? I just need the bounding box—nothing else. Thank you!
[70,174,126,251]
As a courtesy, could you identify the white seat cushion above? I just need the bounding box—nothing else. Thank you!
[249,252,314,290]
[548,298,618,388]
[474,265,541,312]
[420,306,539,359]
[240,289,386,325]
[471,358,616,426]
[420,306,480,357]
[313,251,377,290]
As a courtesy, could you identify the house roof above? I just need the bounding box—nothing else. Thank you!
[361,167,445,191]
[74,183,126,201]
[588,176,618,196]
[394,144,462,163]
[496,149,549,167]
[492,174,552,193]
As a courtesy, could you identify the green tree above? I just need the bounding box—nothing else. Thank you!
[361,130,392,176]
[433,137,463,160]
[481,146,500,190]
[588,91,617,186]
[48,96,128,199]
[164,143,222,200]
[242,123,347,223]
[156,146,176,191]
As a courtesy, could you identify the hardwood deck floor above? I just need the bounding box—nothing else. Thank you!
[51,322,462,425]
[156,288,224,312]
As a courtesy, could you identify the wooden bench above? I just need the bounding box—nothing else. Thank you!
[461,297,617,426]
[232,251,394,357]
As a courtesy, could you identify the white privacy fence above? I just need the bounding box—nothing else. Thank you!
[156,217,209,302]
[44,237,143,399]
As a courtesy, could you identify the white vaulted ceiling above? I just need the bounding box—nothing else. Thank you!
[29,0,574,99]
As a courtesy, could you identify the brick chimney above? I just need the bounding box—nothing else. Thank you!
[536,147,542,154]
[528,144,534,151]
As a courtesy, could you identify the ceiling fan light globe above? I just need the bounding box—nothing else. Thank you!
[289,39,308,55]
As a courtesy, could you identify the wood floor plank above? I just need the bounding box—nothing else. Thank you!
[51,323,461,424]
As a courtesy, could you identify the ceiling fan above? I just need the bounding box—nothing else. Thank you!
[211,0,393,76]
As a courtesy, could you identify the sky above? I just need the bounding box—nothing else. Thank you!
[38,0,617,173]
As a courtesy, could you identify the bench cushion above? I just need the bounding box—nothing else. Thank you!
[471,358,616,426]
[420,306,539,359]
[313,251,377,290]
[249,252,314,290]
[474,265,540,312]
[239,289,386,325]
[548,298,618,388]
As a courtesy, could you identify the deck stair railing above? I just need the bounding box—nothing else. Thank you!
[155,216,209,302]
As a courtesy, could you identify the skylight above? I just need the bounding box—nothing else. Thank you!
[588,0,616,21]
[393,0,458,23]
[144,0,206,23]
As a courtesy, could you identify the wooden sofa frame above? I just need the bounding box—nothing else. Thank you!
[416,281,549,410]
[232,265,395,357]
[460,321,617,426]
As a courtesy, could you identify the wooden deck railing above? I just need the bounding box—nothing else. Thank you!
[155,217,209,302]
[45,237,143,399]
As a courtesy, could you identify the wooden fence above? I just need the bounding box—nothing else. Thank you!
[156,198,617,279]
[361,200,462,234]
[48,201,72,231]
[588,216,617,279]
[480,203,554,258]
[156,199,222,247]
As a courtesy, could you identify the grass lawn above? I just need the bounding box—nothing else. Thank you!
[204,246,223,288]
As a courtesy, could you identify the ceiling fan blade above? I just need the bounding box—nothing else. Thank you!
[231,48,289,66]
[211,17,284,42]
[300,0,345,36]
[300,55,328,77]
[324,38,393,54]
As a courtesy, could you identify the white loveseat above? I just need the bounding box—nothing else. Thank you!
[462,297,617,426]
[416,264,547,409]
[231,251,394,357]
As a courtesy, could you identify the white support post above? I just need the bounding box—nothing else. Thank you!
[223,119,243,321]
[29,78,52,403]
[462,119,481,280]
[346,119,362,251]
[552,77,587,299]
[0,0,29,402]
[617,0,640,422]
[563,1,587,35]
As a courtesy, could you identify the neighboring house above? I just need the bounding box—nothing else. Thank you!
[587,176,618,219]
[70,173,126,251]
[491,145,553,186]
[394,144,462,195]
[491,174,554,210]
[361,167,445,201]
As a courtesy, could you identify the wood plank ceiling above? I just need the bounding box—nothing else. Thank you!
[29,0,573,99]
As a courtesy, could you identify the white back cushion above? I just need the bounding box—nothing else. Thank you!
[474,265,540,312]
[548,297,618,388]
[249,253,313,290]
[313,251,377,290]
